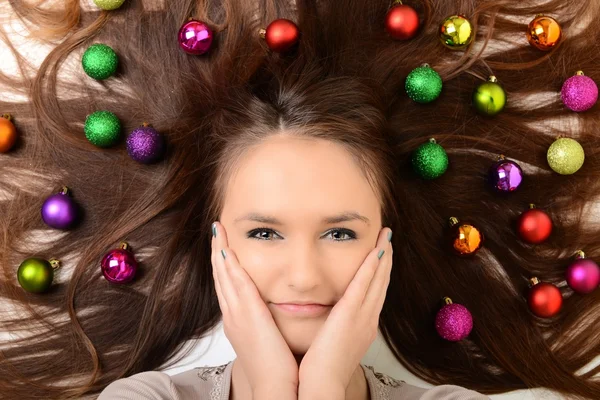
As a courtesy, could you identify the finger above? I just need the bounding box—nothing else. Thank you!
[213,221,239,308]
[212,223,229,312]
[362,233,393,312]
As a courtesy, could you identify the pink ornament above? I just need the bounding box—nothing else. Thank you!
[435,297,473,342]
[101,242,138,284]
[565,252,600,294]
[561,71,598,112]
[178,19,213,55]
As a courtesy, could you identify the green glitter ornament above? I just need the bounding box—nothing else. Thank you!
[405,63,443,103]
[411,138,449,179]
[17,257,61,293]
[82,44,118,80]
[547,137,585,175]
[84,111,122,147]
[93,0,126,11]
[473,75,506,116]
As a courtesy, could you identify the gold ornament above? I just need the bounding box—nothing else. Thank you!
[526,15,562,51]
[439,15,473,50]
[547,137,585,175]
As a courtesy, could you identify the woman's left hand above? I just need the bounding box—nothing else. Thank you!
[298,227,394,399]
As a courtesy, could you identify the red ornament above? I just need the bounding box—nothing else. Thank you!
[527,277,562,318]
[385,3,420,40]
[260,19,300,53]
[517,204,552,244]
[101,242,138,284]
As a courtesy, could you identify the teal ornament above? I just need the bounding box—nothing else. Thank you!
[93,0,126,10]
[17,257,60,293]
[473,75,506,116]
[411,138,449,179]
[84,111,122,147]
[405,63,443,103]
[82,44,118,80]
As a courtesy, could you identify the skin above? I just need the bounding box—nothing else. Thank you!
[216,134,389,400]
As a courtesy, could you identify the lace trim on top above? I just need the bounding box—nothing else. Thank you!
[363,364,406,400]
[195,364,228,400]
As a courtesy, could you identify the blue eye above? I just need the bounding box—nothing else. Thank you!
[247,227,357,241]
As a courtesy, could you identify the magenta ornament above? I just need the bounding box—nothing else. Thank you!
[177,19,213,55]
[435,297,473,341]
[101,242,138,284]
[561,71,598,112]
[488,156,523,193]
[565,251,600,294]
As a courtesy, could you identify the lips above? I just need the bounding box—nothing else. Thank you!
[272,303,332,317]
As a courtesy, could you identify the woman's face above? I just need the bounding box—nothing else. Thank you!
[219,135,382,356]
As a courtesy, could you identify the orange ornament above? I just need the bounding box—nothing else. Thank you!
[526,15,562,51]
[0,114,18,153]
[448,217,483,256]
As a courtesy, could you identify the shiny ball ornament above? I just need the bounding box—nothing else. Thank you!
[17,258,61,293]
[101,242,138,284]
[488,156,523,193]
[82,44,118,80]
[473,76,506,116]
[93,0,126,10]
[385,2,420,40]
[259,19,300,53]
[411,138,448,179]
[526,15,562,51]
[448,217,483,256]
[439,15,473,50]
[405,64,443,103]
[435,297,473,342]
[0,113,17,153]
[126,123,166,164]
[560,71,598,112]
[565,251,600,294]
[517,205,552,244]
[84,110,122,148]
[41,186,80,230]
[527,277,562,318]
[546,137,585,175]
[177,19,213,55]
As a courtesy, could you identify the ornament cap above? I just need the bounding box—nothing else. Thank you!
[259,28,266,39]
[488,75,498,83]
[49,259,61,270]
[448,216,459,227]
[442,296,453,305]
[498,154,506,161]
[2,113,12,121]
[420,62,431,68]
[119,241,130,251]
[575,70,584,76]
[142,122,150,127]
[528,203,536,209]
[574,250,586,259]
[59,186,70,196]
[428,137,437,144]
[392,0,403,4]
[529,276,540,286]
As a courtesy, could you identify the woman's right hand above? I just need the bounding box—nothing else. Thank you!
[211,221,299,398]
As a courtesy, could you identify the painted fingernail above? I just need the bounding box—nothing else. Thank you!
[212,223,217,237]
[387,231,393,242]
[221,249,227,259]
[377,249,385,259]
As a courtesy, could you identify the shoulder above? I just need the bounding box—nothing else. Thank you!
[98,371,181,400]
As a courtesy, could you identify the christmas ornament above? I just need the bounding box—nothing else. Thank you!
[527,277,562,318]
[41,186,80,230]
[488,155,523,193]
[439,15,473,50]
[101,242,138,284]
[526,15,561,51]
[126,123,166,164]
[473,76,506,116]
[435,297,473,341]
[405,63,443,103]
[411,138,448,179]
[177,19,213,55]
[517,204,552,244]
[93,0,126,10]
[565,251,600,294]
[84,110,122,148]
[17,257,61,293]
[560,71,598,112]
[259,19,300,53]
[0,113,17,153]
[82,44,119,80]
[448,217,483,256]
[385,1,420,40]
[547,137,585,175]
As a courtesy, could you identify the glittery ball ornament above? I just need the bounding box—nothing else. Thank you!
[17,258,61,293]
[259,19,300,53]
[517,204,552,244]
[448,217,483,256]
[527,277,562,318]
[411,138,448,179]
[526,15,561,51]
[488,156,523,193]
[126,123,166,164]
[93,0,126,10]
[82,44,118,80]
[0,113,17,153]
[435,297,473,341]
[101,242,138,284]
[84,110,122,148]
[439,15,473,50]
[385,3,420,40]
[41,186,80,230]
[178,19,213,55]
[473,76,506,116]
[547,137,585,175]
[405,64,442,103]
[560,71,598,112]
[565,251,600,294]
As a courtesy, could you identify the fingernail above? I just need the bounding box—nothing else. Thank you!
[387,230,393,242]
[212,223,217,237]
[221,249,227,259]
[377,249,385,260]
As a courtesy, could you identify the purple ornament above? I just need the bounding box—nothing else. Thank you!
[126,125,165,164]
[41,188,80,229]
[178,19,213,55]
[101,244,138,284]
[561,72,598,112]
[565,257,600,294]
[435,298,473,342]
[488,158,523,192]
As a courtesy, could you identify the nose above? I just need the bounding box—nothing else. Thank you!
[284,239,324,292]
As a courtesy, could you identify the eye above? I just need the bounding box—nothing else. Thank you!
[247,227,357,241]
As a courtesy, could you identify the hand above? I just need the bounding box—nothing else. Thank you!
[211,221,299,397]
[298,227,393,398]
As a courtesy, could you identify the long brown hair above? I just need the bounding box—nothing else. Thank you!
[1,0,600,399]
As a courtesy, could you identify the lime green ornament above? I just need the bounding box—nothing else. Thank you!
[547,137,585,175]
[411,138,449,179]
[17,257,60,293]
[84,111,122,147]
[93,0,126,10]
[82,44,118,80]
[405,63,443,103]
[473,75,506,116]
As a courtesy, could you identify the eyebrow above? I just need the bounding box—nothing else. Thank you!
[234,211,371,226]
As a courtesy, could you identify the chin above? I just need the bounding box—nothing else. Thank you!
[272,314,328,355]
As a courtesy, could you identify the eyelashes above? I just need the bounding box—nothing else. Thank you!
[246,227,357,242]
